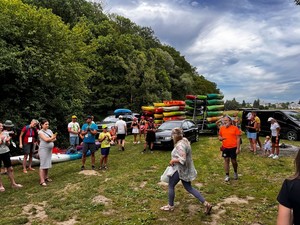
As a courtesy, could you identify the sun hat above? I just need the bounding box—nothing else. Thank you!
[267,117,274,122]
[102,124,107,129]
[3,120,14,127]
[72,115,77,119]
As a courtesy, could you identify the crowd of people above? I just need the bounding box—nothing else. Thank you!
[0,112,298,223]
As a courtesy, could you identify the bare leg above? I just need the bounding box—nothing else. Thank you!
[23,154,28,171]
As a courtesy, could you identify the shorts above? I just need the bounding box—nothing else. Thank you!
[69,136,79,146]
[247,131,257,139]
[146,132,155,143]
[271,136,280,145]
[101,147,110,156]
[82,142,96,155]
[23,143,35,154]
[221,147,237,159]
[132,128,139,134]
[117,134,126,140]
[0,152,12,168]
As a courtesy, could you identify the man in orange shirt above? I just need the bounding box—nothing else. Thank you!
[218,115,241,182]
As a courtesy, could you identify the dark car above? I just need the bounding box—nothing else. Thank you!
[154,119,199,150]
[241,109,300,141]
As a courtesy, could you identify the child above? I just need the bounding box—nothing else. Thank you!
[109,126,117,145]
[263,136,271,156]
[98,125,111,170]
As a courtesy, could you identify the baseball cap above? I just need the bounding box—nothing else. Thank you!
[267,117,274,122]
[119,115,123,119]
[86,115,92,119]
[72,115,77,119]
[102,125,107,129]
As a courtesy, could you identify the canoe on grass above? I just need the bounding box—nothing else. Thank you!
[207,99,224,105]
[207,111,224,117]
[206,105,224,111]
[163,111,186,117]
[206,93,224,100]
[11,151,91,166]
[163,116,186,121]
[163,100,185,106]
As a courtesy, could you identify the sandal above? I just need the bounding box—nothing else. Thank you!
[0,186,5,192]
[45,178,52,182]
[40,182,47,187]
[12,184,23,188]
[204,202,213,215]
[160,205,174,211]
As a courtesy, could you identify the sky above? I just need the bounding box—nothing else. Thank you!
[95,0,300,104]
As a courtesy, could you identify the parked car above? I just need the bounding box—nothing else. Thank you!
[96,113,140,134]
[154,119,199,150]
[241,109,300,141]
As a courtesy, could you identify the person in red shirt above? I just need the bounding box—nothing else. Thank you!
[19,119,39,173]
[218,115,241,182]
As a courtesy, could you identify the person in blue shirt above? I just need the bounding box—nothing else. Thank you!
[81,115,98,170]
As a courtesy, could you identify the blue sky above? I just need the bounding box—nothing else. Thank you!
[96,0,300,104]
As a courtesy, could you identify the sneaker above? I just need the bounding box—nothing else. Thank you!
[99,166,103,170]
[122,146,125,151]
[81,166,85,171]
[137,141,140,144]
[103,166,108,170]
[268,154,274,158]
[141,149,146,154]
[224,176,230,182]
[150,151,154,154]
[92,165,95,170]
[273,155,279,159]
[234,173,238,180]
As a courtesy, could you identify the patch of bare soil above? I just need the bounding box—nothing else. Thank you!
[22,201,47,225]
[210,195,254,225]
[56,217,77,225]
[92,195,112,206]
[79,170,100,176]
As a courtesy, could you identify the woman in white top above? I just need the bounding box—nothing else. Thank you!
[268,117,281,159]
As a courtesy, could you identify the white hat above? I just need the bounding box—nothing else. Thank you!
[119,115,123,119]
[268,117,274,122]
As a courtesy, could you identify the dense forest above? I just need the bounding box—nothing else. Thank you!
[0,0,219,145]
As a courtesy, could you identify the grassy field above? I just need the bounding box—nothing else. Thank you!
[1,134,299,225]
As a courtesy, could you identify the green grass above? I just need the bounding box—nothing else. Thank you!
[0,134,299,225]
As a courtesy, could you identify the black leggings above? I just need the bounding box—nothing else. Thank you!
[168,171,205,206]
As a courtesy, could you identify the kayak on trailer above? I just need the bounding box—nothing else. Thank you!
[207,99,224,105]
[206,93,224,100]
[154,114,164,119]
[141,106,155,112]
[163,116,186,121]
[163,100,185,106]
[207,111,224,117]
[185,99,206,106]
[206,105,225,111]
[206,116,223,122]
[114,108,132,115]
[186,95,207,100]
[154,107,164,113]
[162,106,185,111]
[163,111,186,117]
[206,123,217,129]
[153,103,166,107]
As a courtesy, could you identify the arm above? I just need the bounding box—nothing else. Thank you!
[19,131,24,148]
[39,132,56,143]
[277,204,293,225]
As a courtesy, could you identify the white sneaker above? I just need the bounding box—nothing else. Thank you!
[137,141,140,144]
[224,176,230,182]
[273,155,279,159]
[234,173,238,180]
[268,154,274,158]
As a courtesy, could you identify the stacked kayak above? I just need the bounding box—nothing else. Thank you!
[162,100,186,121]
[141,106,155,120]
[153,103,165,125]
[205,93,224,129]
[185,95,206,116]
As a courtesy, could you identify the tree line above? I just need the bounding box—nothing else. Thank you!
[0,0,219,146]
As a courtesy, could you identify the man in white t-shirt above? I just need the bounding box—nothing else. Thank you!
[68,115,81,147]
[115,115,127,151]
